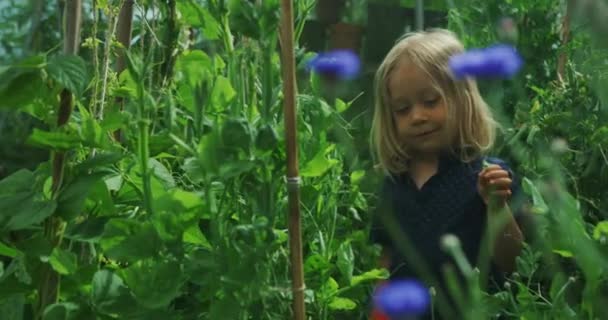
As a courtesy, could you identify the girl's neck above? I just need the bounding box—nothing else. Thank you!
[407,153,439,190]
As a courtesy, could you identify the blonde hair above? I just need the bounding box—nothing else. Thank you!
[370,28,498,175]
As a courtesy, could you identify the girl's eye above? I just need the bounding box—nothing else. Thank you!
[423,97,440,107]
[394,105,410,114]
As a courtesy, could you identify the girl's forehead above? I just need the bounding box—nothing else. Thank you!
[387,59,438,101]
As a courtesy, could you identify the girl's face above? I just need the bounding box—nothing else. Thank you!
[387,59,449,157]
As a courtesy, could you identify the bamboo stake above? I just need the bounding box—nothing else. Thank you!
[279,1,306,319]
[557,0,572,84]
[36,1,82,318]
[113,0,134,142]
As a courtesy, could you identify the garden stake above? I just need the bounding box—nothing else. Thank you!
[113,0,134,142]
[279,0,306,319]
[36,1,82,318]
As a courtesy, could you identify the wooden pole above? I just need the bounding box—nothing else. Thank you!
[557,0,572,84]
[36,1,82,318]
[113,0,134,142]
[415,0,424,31]
[279,1,306,319]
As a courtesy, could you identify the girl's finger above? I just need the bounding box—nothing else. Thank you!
[483,169,510,180]
[489,177,512,188]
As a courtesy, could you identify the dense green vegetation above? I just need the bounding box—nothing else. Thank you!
[0,0,607,319]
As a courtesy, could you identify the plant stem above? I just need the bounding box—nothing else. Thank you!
[137,73,154,215]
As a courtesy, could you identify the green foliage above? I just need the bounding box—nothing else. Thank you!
[0,0,606,319]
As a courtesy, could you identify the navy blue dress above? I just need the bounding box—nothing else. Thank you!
[370,153,527,318]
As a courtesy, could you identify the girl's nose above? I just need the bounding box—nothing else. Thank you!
[410,104,428,123]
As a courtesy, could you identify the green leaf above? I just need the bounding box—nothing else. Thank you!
[318,277,339,301]
[350,268,390,287]
[176,1,220,38]
[552,249,573,258]
[350,170,365,185]
[48,248,77,275]
[301,144,339,177]
[148,159,175,189]
[0,242,21,258]
[0,170,57,231]
[64,216,110,243]
[46,55,88,97]
[43,302,81,320]
[0,69,45,110]
[26,129,82,150]
[210,76,236,111]
[0,55,46,110]
[79,107,106,148]
[593,221,608,240]
[328,297,357,310]
[200,7,221,39]
[0,294,25,320]
[521,178,549,214]
[119,260,183,309]
[154,188,204,215]
[100,219,161,263]
[74,152,124,174]
[57,173,105,219]
[183,225,211,249]
[304,254,331,274]
[335,98,351,113]
[91,270,141,316]
[337,242,354,282]
[175,50,212,88]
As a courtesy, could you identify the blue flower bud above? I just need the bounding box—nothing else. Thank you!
[373,279,431,317]
[448,44,523,79]
[306,49,361,79]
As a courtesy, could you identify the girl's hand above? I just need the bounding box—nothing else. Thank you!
[477,163,512,207]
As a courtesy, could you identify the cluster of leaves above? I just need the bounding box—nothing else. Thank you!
[0,0,383,319]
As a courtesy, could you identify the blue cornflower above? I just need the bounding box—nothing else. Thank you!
[448,44,523,79]
[306,49,361,79]
[373,279,431,317]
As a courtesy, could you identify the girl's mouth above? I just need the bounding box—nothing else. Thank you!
[415,129,438,137]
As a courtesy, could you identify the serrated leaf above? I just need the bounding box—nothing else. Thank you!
[48,248,77,275]
[46,55,88,97]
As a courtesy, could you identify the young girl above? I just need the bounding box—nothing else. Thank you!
[369,29,528,318]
